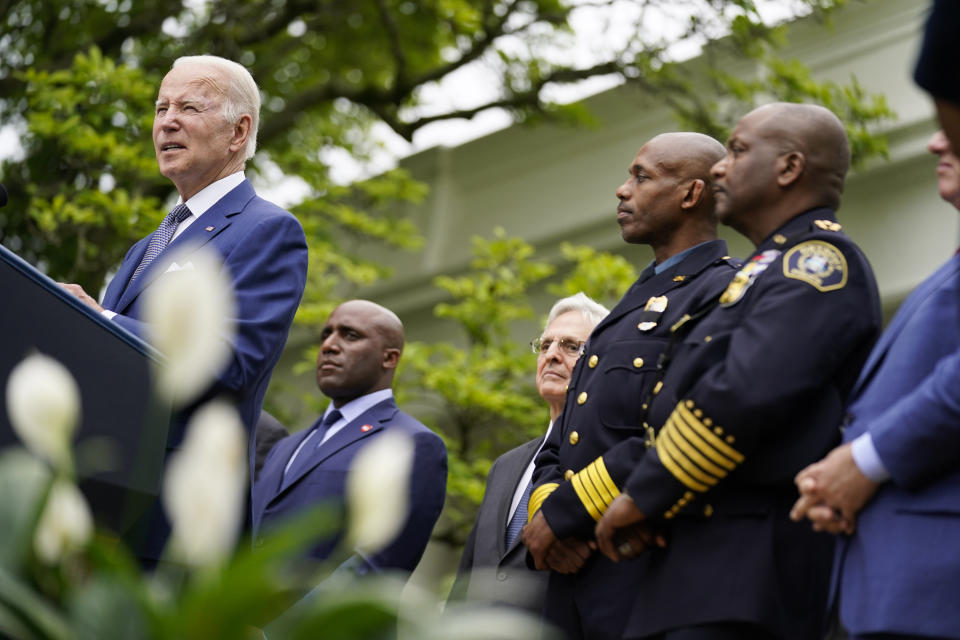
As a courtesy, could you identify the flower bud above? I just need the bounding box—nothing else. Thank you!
[162,401,247,567]
[5,352,81,470]
[142,245,235,406]
[346,430,414,554]
[34,479,93,564]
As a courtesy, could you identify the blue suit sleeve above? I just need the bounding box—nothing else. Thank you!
[111,213,308,399]
[871,348,960,489]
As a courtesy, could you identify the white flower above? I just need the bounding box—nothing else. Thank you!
[421,605,546,640]
[5,352,81,470]
[346,430,414,554]
[162,401,247,567]
[34,479,93,564]
[142,245,236,406]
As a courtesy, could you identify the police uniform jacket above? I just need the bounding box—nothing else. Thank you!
[538,208,880,639]
[531,239,739,538]
[529,239,738,639]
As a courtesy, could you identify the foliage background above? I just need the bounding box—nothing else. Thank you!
[0,0,893,551]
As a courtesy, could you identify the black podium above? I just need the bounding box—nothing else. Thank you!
[0,243,170,536]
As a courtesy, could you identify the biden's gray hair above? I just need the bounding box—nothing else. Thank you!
[172,55,260,160]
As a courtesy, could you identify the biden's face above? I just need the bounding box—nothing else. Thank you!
[152,64,239,200]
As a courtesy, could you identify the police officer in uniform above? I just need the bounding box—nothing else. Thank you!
[523,131,739,640]
[588,103,882,640]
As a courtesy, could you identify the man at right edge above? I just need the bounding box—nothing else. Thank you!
[592,103,881,640]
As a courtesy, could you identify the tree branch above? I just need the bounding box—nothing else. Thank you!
[373,0,408,86]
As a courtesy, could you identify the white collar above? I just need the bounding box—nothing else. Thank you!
[178,171,245,216]
[323,388,394,425]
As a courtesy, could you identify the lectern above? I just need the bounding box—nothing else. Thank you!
[0,243,170,537]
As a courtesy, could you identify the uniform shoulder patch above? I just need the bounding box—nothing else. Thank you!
[782,240,847,292]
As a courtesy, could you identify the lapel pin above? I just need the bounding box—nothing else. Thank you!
[205,225,215,232]
[361,424,373,432]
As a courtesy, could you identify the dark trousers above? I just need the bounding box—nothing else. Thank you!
[643,623,779,640]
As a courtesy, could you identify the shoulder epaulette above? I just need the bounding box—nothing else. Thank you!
[813,219,842,232]
[720,255,742,268]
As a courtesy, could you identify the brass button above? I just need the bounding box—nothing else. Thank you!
[577,392,588,405]
[704,335,712,342]
[564,469,575,480]
[569,431,580,445]
[773,233,786,245]
[703,504,714,518]
[633,357,644,368]
[588,355,598,368]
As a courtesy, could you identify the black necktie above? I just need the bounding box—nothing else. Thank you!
[281,409,342,488]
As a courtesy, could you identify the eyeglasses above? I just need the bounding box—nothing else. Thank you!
[530,337,585,357]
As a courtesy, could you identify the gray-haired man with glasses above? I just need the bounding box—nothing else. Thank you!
[523,132,741,640]
[450,292,608,614]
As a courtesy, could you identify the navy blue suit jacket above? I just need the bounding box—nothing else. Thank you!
[836,252,960,637]
[251,397,447,574]
[101,179,308,442]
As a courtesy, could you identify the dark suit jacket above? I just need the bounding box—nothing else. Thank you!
[101,179,308,440]
[253,411,289,482]
[451,436,548,612]
[251,397,447,574]
[836,252,960,638]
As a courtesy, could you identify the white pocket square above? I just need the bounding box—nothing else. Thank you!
[165,260,196,273]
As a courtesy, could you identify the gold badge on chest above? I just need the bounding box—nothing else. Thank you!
[637,295,668,332]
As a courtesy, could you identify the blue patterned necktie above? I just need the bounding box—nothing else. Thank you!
[505,480,532,548]
[282,409,343,489]
[129,203,192,283]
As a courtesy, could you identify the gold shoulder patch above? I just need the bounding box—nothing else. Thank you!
[782,240,847,292]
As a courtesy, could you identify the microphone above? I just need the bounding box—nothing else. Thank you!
[0,183,6,207]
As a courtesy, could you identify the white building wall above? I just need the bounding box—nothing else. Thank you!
[361,0,954,336]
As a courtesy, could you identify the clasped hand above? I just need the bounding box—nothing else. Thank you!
[789,442,880,535]
[522,511,593,574]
